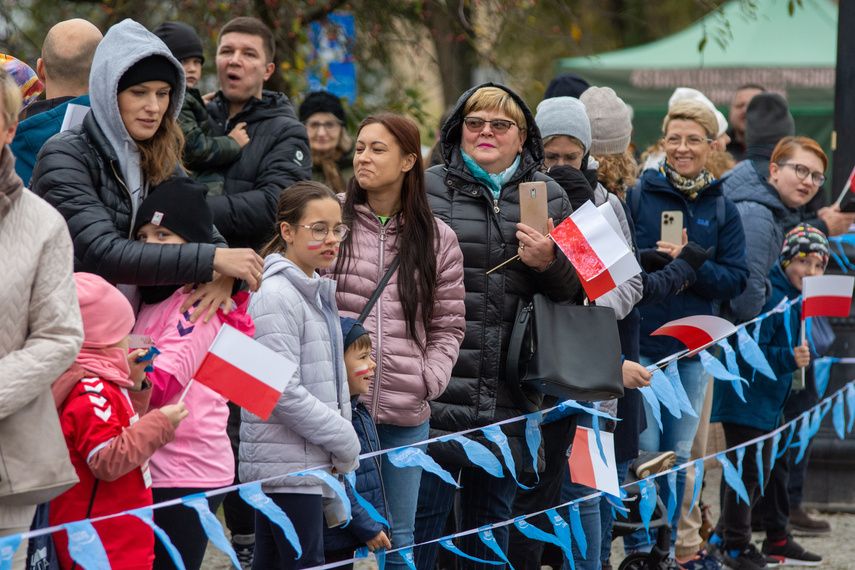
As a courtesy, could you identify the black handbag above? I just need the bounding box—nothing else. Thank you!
[506,294,624,410]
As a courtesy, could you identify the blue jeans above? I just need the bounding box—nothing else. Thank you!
[414,464,518,570]
[376,421,430,570]
[624,357,710,551]
[600,459,632,566]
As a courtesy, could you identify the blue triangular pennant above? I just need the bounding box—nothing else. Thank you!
[345,472,390,527]
[545,510,575,570]
[439,539,504,565]
[700,349,747,402]
[736,447,746,479]
[513,518,573,561]
[481,426,529,488]
[756,441,765,496]
[300,470,352,527]
[437,434,504,478]
[834,393,846,440]
[398,546,417,570]
[813,357,836,399]
[477,528,515,570]
[639,479,657,532]
[665,361,698,417]
[129,507,186,570]
[847,385,855,433]
[524,411,543,476]
[736,327,776,380]
[650,368,681,419]
[568,503,587,559]
[688,460,704,520]
[667,471,678,524]
[64,520,111,570]
[239,482,302,557]
[794,413,811,464]
[388,447,460,488]
[717,454,749,504]
[638,386,663,431]
[0,534,23,570]
[769,431,781,471]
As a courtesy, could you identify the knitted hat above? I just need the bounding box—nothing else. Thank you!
[544,73,590,100]
[340,317,369,353]
[579,87,632,155]
[780,224,829,269]
[535,96,592,154]
[0,54,44,112]
[75,272,136,349]
[117,54,178,94]
[299,91,345,124]
[152,21,205,64]
[746,93,795,147]
[668,87,728,137]
[133,177,214,244]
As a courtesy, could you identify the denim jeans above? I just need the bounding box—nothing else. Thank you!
[600,459,632,566]
[414,464,518,570]
[376,421,430,570]
[624,357,710,551]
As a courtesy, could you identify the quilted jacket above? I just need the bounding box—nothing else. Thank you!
[328,202,466,426]
[242,254,359,493]
[0,145,83,506]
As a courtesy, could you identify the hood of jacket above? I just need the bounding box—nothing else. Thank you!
[262,252,338,308]
[439,82,544,183]
[722,160,791,219]
[88,19,185,201]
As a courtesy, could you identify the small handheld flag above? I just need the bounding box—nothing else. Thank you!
[650,315,737,355]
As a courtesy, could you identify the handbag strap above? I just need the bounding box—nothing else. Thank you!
[358,255,400,324]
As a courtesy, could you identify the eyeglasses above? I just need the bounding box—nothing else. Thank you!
[297,223,350,242]
[663,136,714,149]
[306,120,343,132]
[776,162,826,187]
[462,116,518,134]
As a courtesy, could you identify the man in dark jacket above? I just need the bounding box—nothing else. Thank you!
[207,17,311,250]
[11,18,102,185]
[413,82,583,570]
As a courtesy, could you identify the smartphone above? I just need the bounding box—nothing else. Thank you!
[660,210,684,245]
[519,181,548,236]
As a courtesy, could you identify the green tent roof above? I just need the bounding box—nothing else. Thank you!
[558,0,837,70]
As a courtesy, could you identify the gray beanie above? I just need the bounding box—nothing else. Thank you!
[579,86,632,155]
[535,97,592,154]
[745,93,794,147]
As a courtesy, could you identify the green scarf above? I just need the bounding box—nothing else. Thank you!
[461,150,520,200]
[660,161,715,200]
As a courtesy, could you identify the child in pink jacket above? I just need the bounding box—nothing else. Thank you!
[130,178,255,570]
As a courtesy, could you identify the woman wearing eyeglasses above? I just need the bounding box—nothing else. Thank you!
[413,83,583,570]
[326,112,466,570]
[624,100,748,556]
[300,91,354,194]
[721,136,828,325]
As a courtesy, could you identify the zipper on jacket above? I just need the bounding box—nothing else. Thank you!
[110,161,135,238]
[370,226,387,421]
[493,198,500,214]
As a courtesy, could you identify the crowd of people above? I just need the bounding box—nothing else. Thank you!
[0,13,851,570]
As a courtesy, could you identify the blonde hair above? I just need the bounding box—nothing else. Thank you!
[543,134,584,150]
[705,149,736,179]
[663,100,717,139]
[463,87,527,131]
[0,66,22,127]
[593,150,638,200]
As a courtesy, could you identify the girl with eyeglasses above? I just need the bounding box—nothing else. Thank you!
[242,181,360,570]
[327,113,466,570]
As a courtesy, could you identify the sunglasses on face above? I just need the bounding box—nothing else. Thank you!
[462,116,518,134]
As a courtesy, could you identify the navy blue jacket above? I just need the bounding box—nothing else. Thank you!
[324,399,389,551]
[711,265,799,431]
[628,169,748,360]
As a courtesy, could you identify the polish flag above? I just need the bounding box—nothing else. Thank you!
[801,275,855,319]
[193,324,297,421]
[650,315,737,353]
[550,201,641,301]
[568,427,619,496]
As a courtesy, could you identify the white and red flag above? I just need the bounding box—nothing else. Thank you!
[568,427,619,496]
[650,315,737,354]
[193,324,297,421]
[801,275,855,319]
[549,201,641,301]
[832,164,855,207]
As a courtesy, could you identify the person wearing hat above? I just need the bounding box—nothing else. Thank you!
[128,177,256,570]
[153,21,249,195]
[300,90,354,194]
[709,224,827,570]
[32,19,263,324]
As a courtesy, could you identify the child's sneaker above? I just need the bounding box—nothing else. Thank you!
[761,534,821,566]
[231,533,255,570]
[721,544,767,570]
[676,548,723,570]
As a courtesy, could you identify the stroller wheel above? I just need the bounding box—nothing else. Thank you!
[618,552,652,570]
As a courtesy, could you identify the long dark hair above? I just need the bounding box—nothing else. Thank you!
[259,181,340,258]
[335,113,438,353]
[137,98,185,186]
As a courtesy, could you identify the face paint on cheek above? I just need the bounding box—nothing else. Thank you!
[354,366,372,377]
[306,240,324,250]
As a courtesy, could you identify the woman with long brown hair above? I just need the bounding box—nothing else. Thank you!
[33,19,261,319]
[329,112,466,570]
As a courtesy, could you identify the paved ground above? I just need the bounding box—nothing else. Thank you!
[201,465,853,569]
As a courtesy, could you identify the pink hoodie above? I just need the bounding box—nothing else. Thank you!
[329,203,466,426]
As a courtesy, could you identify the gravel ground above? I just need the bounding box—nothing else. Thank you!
[201,466,854,569]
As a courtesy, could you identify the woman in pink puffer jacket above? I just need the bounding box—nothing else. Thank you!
[329,112,465,570]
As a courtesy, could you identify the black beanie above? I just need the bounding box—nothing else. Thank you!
[299,91,346,124]
[745,93,795,147]
[118,55,178,94]
[544,73,590,100]
[133,177,213,245]
[153,21,205,64]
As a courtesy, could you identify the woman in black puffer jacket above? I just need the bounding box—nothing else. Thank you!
[32,19,261,318]
[413,83,583,570]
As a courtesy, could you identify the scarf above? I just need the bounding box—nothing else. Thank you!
[75,347,134,387]
[0,145,23,219]
[660,161,715,200]
[462,150,520,200]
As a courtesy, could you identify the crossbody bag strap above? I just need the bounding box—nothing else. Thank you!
[358,255,400,324]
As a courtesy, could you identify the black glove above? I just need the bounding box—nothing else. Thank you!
[640,249,673,273]
[677,241,715,271]
[545,165,595,210]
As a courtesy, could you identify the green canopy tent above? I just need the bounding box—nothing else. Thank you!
[555,0,837,174]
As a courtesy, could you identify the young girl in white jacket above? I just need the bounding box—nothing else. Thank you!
[241,181,360,570]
